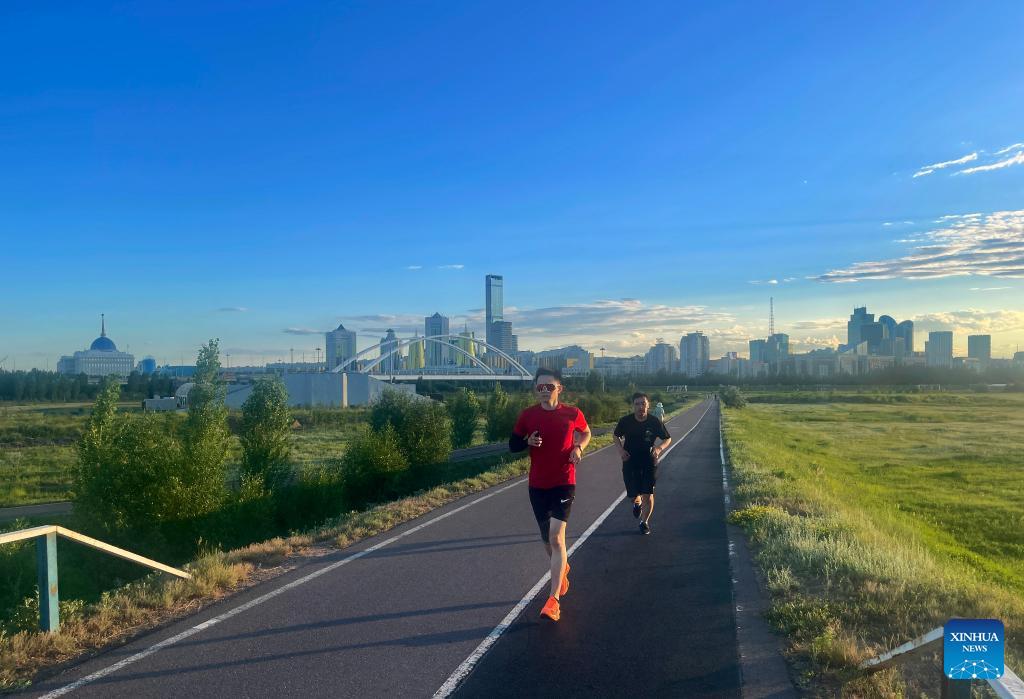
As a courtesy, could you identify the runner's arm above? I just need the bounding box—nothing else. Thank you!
[509,432,529,453]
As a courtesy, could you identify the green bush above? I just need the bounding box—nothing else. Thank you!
[720,385,748,408]
[446,389,481,448]
[239,376,292,491]
[369,391,452,466]
[485,384,527,442]
[341,424,409,505]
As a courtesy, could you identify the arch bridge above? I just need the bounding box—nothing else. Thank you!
[333,334,532,382]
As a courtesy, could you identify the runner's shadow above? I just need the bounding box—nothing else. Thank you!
[172,600,517,650]
[73,626,499,689]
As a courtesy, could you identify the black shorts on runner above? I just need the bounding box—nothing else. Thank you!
[528,485,576,543]
[622,461,657,499]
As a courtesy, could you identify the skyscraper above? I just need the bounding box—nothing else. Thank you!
[378,329,400,374]
[896,320,915,353]
[424,312,450,367]
[925,331,953,368]
[485,274,516,357]
[325,323,358,370]
[749,339,767,363]
[847,307,875,348]
[679,332,710,376]
[968,335,991,361]
[765,333,790,363]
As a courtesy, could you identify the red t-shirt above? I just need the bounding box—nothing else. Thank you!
[513,403,590,489]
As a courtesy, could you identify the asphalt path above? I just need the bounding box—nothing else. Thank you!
[24,400,736,698]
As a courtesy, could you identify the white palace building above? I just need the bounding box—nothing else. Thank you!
[57,315,135,379]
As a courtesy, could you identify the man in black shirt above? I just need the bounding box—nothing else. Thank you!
[613,392,672,534]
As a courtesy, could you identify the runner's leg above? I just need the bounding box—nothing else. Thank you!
[548,517,568,599]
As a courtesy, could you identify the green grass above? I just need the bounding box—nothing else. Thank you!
[724,391,1024,696]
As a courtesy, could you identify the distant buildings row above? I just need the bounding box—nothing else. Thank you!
[54,299,1023,383]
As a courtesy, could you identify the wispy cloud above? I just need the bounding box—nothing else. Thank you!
[748,279,779,285]
[791,318,846,331]
[956,150,1024,176]
[814,209,1024,283]
[438,264,465,270]
[913,152,977,178]
[995,142,1024,155]
[217,306,248,312]
[406,265,423,271]
[282,327,325,336]
[969,286,1012,292]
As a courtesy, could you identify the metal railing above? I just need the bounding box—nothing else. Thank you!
[0,524,191,632]
[860,625,1024,699]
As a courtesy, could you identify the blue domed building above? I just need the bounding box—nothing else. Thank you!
[57,315,135,378]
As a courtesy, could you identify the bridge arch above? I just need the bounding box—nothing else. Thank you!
[332,334,531,379]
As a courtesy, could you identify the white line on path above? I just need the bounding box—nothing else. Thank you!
[39,478,529,698]
[433,400,714,698]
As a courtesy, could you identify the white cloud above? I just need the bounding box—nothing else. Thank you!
[406,265,423,270]
[995,142,1024,155]
[969,286,1012,292]
[814,209,1024,283]
[748,279,779,285]
[791,318,846,331]
[913,152,978,178]
[956,150,1024,175]
[438,264,465,270]
[912,309,1024,335]
[282,327,325,336]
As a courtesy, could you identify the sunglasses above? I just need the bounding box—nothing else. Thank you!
[535,383,559,392]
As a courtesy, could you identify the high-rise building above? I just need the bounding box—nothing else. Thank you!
[679,332,710,376]
[645,339,678,374]
[424,312,451,367]
[485,274,517,357]
[325,323,358,370]
[765,333,790,363]
[896,320,914,355]
[407,334,425,370]
[968,335,991,361]
[455,327,477,367]
[847,307,875,348]
[749,339,767,363]
[378,329,400,374]
[925,331,953,368]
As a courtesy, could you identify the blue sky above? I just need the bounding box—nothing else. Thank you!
[3,1,1023,369]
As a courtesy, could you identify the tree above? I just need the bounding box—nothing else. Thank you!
[485,384,524,442]
[719,385,747,408]
[341,424,409,505]
[239,376,292,492]
[179,339,230,516]
[585,371,605,394]
[370,390,452,466]
[447,389,481,448]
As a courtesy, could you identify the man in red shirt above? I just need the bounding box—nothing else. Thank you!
[509,368,591,622]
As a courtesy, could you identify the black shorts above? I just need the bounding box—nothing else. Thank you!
[528,485,575,543]
[622,460,657,498]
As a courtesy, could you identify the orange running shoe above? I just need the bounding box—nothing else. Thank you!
[559,562,571,597]
[540,596,561,621]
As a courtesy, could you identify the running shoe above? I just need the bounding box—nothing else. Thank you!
[632,501,642,519]
[540,596,561,621]
[559,562,571,597]
[640,521,651,535]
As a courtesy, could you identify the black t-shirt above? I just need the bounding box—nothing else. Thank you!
[613,414,671,466]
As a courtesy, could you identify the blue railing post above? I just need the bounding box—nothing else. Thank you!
[36,531,59,632]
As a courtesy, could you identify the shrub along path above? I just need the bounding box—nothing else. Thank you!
[23,400,746,699]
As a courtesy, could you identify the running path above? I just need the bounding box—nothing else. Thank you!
[23,401,722,698]
[452,399,740,698]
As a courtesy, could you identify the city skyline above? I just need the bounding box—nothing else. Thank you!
[2,3,1023,369]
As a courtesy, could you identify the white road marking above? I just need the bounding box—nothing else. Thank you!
[433,400,713,698]
[39,479,527,698]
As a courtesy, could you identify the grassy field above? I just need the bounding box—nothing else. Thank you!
[723,391,1024,696]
